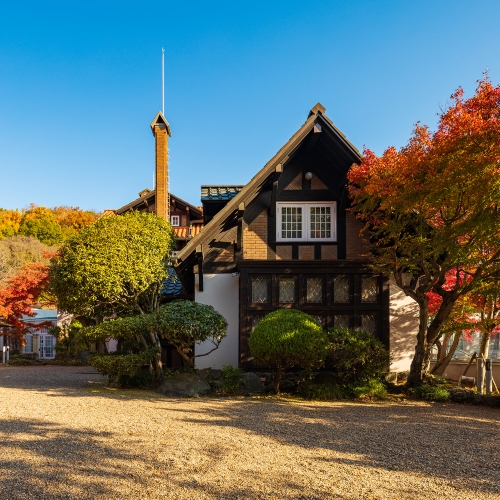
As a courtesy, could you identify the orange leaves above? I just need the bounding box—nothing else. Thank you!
[0,261,53,338]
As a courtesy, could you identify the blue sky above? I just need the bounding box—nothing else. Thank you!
[1,1,499,212]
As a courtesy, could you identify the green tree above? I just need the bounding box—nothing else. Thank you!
[50,211,175,379]
[77,301,228,381]
[18,217,63,246]
[154,300,228,366]
[248,309,327,394]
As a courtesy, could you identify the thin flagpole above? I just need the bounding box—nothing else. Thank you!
[162,48,165,115]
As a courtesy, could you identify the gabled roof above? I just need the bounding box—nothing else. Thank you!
[175,103,360,266]
[115,191,203,219]
[150,111,172,136]
[201,185,244,202]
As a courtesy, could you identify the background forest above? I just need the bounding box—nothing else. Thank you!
[0,204,100,284]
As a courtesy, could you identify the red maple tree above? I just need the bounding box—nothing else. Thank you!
[0,262,54,343]
[348,75,500,386]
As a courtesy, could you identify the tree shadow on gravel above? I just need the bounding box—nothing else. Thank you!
[0,418,138,499]
[162,399,500,496]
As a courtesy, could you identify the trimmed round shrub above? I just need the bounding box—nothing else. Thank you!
[248,309,328,393]
[326,328,390,381]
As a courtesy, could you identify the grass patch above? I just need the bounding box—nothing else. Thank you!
[297,372,389,401]
[410,384,450,402]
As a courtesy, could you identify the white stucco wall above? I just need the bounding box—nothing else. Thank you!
[389,280,419,372]
[106,339,118,352]
[194,273,239,369]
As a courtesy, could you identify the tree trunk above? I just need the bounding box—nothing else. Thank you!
[175,345,194,368]
[480,330,491,359]
[431,331,461,376]
[273,363,282,394]
[408,293,458,387]
[435,333,451,366]
[408,302,429,387]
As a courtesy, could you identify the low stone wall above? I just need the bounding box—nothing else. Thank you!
[430,361,500,382]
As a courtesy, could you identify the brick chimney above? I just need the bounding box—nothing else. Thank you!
[150,111,172,221]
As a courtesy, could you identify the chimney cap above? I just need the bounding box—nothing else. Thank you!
[150,111,172,136]
[138,188,153,198]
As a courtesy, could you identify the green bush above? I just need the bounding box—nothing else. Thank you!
[350,378,388,399]
[118,371,153,388]
[297,372,388,401]
[248,309,328,394]
[297,372,351,400]
[88,347,160,384]
[411,384,450,402]
[8,357,33,366]
[326,328,390,381]
[221,365,242,395]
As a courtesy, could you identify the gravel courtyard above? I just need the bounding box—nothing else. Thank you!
[0,366,499,500]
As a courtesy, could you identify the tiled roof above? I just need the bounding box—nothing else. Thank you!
[201,185,244,202]
[173,224,203,239]
[161,268,183,296]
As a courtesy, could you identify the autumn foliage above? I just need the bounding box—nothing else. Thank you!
[0,262,53,341]
[0,204,100,246]
[348,75,500,385]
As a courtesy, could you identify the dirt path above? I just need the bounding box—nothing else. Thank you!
[1,365,499,499]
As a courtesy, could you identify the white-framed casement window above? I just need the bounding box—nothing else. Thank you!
[170,215,180,226]
[276,202,336,242]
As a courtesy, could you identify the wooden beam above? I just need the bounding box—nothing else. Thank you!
[269,164,283,217]
[196,245,203,291]
[237,202,245,250]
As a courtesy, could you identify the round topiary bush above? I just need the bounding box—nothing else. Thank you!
[325,328,390,382]
[248,309,328,394]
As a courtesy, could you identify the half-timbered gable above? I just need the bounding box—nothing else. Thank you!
[174,103,406,370]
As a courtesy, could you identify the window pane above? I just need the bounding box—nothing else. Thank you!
[24,335,33,353]
[279,278,295,303]
[334,315,350,329]
[311,314,324,327]
[252,278,268,303]
[310,206,331,239]
[361,277,378,303]
[281,206,302,239]
[361,315,377,335]
[306,278,322,303]
[334,277,350,303]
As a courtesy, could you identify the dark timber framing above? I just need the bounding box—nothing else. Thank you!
[238,260,390,369]
[174,102,386,369]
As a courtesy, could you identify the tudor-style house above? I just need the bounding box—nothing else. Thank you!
[175,103,417,372]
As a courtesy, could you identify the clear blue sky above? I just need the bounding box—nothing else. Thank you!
[1,1,499,212]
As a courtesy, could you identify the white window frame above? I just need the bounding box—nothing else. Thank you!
[276,202,336,242]
[23,334,34,353]
[170,215,180,226]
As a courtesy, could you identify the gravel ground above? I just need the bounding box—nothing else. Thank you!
[0,366,499,500]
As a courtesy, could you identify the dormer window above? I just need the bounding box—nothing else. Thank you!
[276,202,336,242]
[171,215,180,226]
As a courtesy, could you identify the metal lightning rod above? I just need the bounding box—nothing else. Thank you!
[162,48,165,115]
